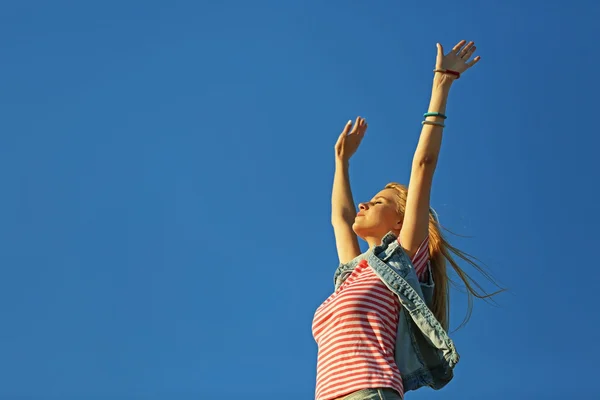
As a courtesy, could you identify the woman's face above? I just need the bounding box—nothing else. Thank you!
[353,188,402,241]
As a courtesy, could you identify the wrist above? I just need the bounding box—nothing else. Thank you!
[335,157,349,168]
[433,74,455,91]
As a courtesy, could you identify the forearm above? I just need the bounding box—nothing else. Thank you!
[413,76,454,167]
[331,159,357,225]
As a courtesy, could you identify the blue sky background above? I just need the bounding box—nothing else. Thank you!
[1,1,599,399]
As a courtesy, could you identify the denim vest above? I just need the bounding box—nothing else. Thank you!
[332,232,459,392]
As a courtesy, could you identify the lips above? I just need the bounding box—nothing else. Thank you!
[357,213,365,217]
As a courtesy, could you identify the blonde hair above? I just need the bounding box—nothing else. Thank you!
[385,183,503,331]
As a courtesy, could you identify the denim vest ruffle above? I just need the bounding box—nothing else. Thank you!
[332,232,459,392]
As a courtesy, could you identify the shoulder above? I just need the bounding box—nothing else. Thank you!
[398,235,430,278]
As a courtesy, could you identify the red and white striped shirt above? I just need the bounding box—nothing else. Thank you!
[312,237,430,400]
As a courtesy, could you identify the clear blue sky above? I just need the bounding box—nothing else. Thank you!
[1,1,599,399]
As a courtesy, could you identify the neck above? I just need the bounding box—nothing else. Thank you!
[364,236,382,249]
[362,229,401,250]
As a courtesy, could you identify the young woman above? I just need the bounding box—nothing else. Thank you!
[312,40,499,400]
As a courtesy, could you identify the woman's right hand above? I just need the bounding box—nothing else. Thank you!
[334,117,367,163]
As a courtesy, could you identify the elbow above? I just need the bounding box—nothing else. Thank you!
[413,154,438,168]
[331,214,354,227]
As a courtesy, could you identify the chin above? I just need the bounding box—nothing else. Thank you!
[352,222,368,238]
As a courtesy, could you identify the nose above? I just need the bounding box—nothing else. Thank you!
[358,202,368,210]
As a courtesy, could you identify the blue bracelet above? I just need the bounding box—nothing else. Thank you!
[423,112,447,119]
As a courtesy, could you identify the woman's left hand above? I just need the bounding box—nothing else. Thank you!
[435,40,481,76]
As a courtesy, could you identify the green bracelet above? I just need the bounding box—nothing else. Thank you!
[423,112,447,119]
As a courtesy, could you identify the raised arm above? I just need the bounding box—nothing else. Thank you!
[331,117,367,264]
[400,40,481,257]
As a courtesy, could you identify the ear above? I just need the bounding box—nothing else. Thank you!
[394,220,403,230]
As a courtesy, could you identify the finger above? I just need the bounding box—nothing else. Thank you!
[350,116,362,134]
[358,118,367,135]
[342,119,353,134]
[459,41,474,58]
[435,43,444,69]
[336,120,353,145]
[466,55,481,68]
[451,40,467,54]
[463,45,476,60]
